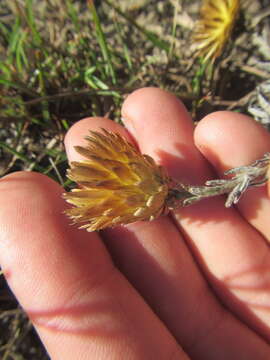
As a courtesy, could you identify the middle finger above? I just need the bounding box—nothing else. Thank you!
[121,87,270,342]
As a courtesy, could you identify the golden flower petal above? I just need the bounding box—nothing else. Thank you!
[193,0,240,62]
[64,129,170,231]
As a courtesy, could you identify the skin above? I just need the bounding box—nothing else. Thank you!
[0,87,270,359]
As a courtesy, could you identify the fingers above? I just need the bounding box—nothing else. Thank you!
[0,172,185,360]
[65,105,270,358]
[121,87,270,345]
[194,111,270,240]
[194,112,270,338]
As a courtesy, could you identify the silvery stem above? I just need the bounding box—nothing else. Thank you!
[170,153,270,208]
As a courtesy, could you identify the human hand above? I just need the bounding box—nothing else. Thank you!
[0,88,270,359]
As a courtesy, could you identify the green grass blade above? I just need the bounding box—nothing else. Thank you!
[15,31,28,72]
[66,0,80,33]
[88,0,117,84]
[114,20,133,70]
[0,141,45,172]
[104,0,169,52]
[25,0,42,46]
[0,20,9,41]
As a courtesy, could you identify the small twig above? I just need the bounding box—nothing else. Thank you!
[228,89,257,110]
[169,153,270,208]
[48,157,64,186]
[236,64,269,79]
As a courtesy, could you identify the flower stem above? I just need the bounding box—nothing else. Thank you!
[169,152,270,209]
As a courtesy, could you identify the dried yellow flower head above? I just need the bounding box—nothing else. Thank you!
[193,0,240,62]
[64,129,170,231]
